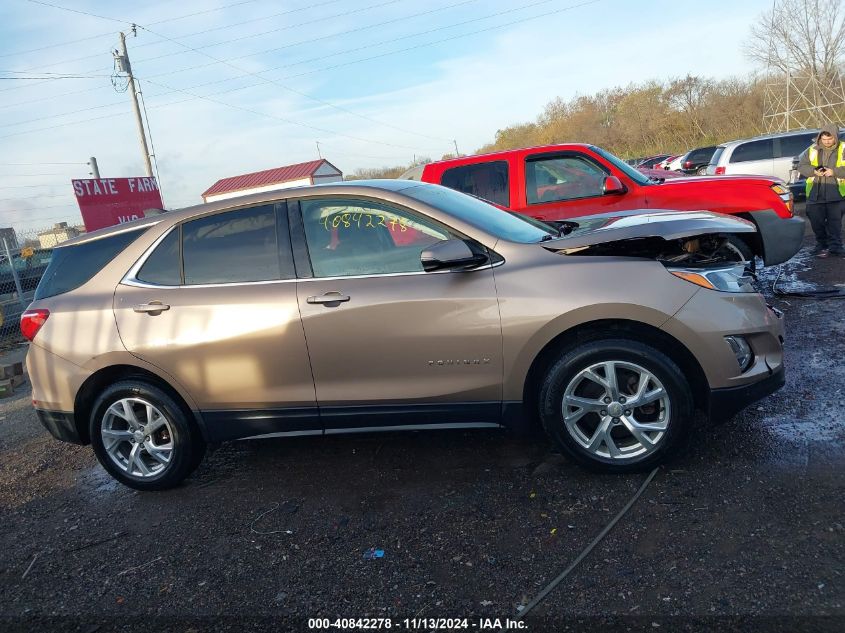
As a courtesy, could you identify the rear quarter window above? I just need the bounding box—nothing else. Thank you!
[34,228,147,300]
[708,146,725,166]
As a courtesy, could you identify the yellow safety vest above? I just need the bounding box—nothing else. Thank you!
[806,141,845,197]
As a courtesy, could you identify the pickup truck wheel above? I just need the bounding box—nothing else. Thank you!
[539,339,693,473]
[89,380,205,491]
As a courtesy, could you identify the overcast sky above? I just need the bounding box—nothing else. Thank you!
[0,0,771,234]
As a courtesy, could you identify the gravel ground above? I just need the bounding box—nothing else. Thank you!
[0,233,842,633]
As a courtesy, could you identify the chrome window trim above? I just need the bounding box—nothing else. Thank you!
[123,262,501,290]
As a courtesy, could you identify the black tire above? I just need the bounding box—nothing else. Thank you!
[724,234,754,262]
[696,166,707,176]
[538,339,693,473]
[89,380,205,491]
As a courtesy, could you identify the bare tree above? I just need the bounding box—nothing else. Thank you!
[747,0,845,79]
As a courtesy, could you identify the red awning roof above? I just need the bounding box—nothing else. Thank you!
[202,159,337,197]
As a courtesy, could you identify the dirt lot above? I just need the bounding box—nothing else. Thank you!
[0,237,843,633]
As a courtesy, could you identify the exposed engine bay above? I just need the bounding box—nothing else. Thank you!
[558,233,750,267]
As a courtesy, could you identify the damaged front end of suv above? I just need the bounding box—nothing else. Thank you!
[542,209,760,269]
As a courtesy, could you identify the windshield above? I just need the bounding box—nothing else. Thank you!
[591,146,652,185]
[403,183,556,243]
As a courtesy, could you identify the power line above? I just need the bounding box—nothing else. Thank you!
[15,0,345,73]
[3,0,598,146]
[0,74,111,80]
[139,76,445,152]
[136,20,457,144]
[136,0,407,66]
[1,0,473,125]
[25,0,131,25]
[0,162,86,166]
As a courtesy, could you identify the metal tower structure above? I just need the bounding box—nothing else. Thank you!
[762,1,845,132]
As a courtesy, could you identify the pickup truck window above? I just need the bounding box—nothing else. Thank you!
[526,155,606,204]
[440,161,509,207]
[300,198,451,278]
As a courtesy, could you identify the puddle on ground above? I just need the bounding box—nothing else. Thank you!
[762,415,845,443]
[81,464,121,494]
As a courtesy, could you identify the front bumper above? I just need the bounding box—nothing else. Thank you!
[35,409,84,444]
[708,364,785,423]
[752,209,805,265]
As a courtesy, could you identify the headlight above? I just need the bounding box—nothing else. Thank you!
[771,183,794,215]
[725,335,754,372]
[669,263,756,293]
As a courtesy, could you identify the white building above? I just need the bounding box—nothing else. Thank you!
[37,222,80,248]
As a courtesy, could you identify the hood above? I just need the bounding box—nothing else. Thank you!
[541,209,755,251]
[656,173,783,186]
[815,124,839,146]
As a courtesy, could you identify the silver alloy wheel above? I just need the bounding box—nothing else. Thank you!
[561,360,671,460]
[101,397,174,478]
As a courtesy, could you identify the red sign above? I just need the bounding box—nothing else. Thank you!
[72,177,164,232]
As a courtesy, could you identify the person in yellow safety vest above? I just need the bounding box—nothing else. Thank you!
[797,124,845,258]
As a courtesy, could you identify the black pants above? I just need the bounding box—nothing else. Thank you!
[806,200,844,252]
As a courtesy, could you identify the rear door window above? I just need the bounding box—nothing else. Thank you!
[440,161,510,207]
[182,204,288,285]
[35,228,147,300]
[776,134,815,159]
[729,139,774,163]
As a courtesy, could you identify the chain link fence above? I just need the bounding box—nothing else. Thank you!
[1,224,82,345]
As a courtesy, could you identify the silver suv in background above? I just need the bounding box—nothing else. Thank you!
[706,129,827,181]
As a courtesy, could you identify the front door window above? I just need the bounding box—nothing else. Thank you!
[526,155,607,204]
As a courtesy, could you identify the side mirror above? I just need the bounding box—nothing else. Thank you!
[421,239,488,272]
[602,175,626,195]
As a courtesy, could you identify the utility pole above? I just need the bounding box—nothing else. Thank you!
[453,139,460,156]
[115,30,153,177]
[88,156,100,179]
[316,141,322,159]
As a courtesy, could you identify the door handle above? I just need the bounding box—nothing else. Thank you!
[133,301,170,315]
[306,292,350,305]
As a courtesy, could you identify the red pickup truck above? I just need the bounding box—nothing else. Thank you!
[406,144,805,265]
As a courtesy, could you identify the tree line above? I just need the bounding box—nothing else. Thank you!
[346,74,770,180]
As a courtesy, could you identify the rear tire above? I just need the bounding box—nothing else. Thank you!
[89,380,205,491]
[696,166,707,176]
[538,339,693,473]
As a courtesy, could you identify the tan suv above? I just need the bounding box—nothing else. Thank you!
[23,181,785,490]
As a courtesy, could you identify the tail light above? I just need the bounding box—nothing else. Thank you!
[20,309,49,341]
[715,166,726,175]
[684,160,693,169]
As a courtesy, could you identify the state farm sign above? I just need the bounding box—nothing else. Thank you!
[72,177,164,232]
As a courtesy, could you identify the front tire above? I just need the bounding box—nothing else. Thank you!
[539,339,693,473]
[89,380,205,491]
